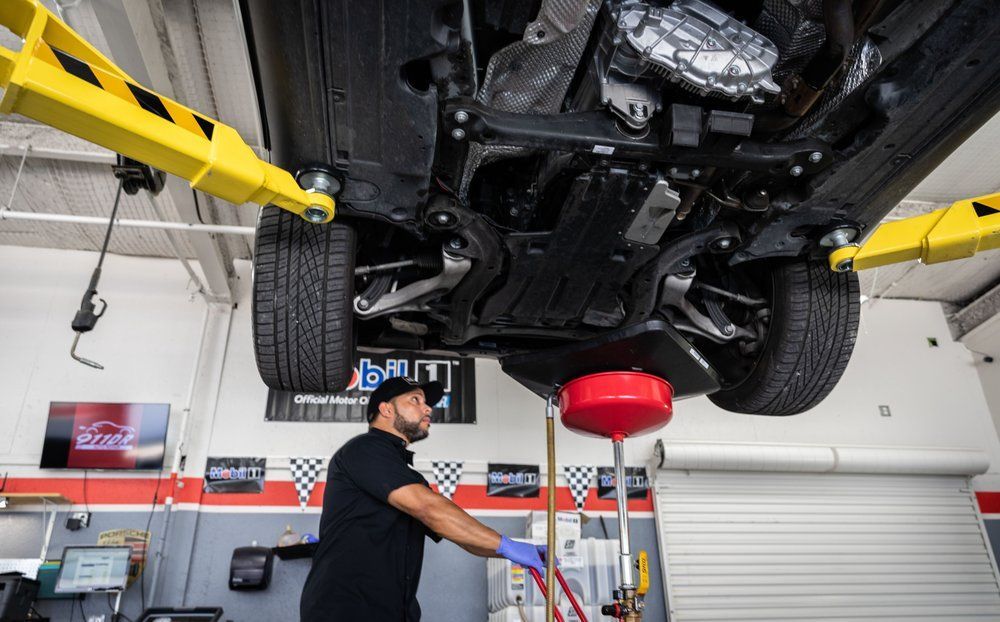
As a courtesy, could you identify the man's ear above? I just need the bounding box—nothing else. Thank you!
[377,400,394,420]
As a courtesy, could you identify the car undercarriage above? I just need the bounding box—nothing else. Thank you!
[242,0,1000,414]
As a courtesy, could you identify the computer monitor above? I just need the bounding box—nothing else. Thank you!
[55,546,132,593]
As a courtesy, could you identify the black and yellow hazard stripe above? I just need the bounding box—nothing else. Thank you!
[36,41,215,141]
[973,200,1000,219]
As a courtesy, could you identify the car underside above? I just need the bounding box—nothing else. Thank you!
[242,0,1000,415]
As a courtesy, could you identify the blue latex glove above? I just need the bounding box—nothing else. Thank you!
[496,536,549,576]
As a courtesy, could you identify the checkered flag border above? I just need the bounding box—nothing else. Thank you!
[431,461,464,500]
[563,465,596,512]
[290,457,325,510]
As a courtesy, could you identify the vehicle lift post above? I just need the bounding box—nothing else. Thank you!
[538,372,669,621]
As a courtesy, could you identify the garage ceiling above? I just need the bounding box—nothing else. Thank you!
[0,0,261,270]
[1,0,999,327]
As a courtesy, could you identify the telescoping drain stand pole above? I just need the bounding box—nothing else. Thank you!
[609,431,639,619]
[555,372,670,621]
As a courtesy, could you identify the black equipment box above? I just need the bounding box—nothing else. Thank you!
[0,574,40,622]
[137,607,223,622]
[228,546,273,590]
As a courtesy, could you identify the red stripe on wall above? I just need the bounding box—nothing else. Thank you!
[1,477,653,512]
[11,477,1000,516]
[977,491,1000,514]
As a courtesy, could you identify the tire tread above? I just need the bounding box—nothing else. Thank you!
[708,259,860,416]
[252,206,355,392]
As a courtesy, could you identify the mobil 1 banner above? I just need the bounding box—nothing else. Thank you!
[597,467,649,500]
[203,457,266,493]
[487,464,540,498]
[265,350,476,424]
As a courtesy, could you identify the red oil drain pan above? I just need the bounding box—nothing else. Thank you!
[558,371,673,440]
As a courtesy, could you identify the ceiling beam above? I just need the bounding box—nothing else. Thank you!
[0,121,116,164]
[952,281,1000,339]
[80,0,236,302]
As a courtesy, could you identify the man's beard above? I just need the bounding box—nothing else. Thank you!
[393,412,429,443]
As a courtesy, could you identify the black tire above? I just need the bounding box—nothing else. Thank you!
[252,206,356,392]
[708,258,860,416]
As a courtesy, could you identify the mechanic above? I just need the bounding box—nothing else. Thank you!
[300,375,552,621]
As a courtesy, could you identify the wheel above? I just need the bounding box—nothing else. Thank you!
[252,206,356,392]
[707,258,860,416]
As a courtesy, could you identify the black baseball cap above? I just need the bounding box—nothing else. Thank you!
[366,376,444,421]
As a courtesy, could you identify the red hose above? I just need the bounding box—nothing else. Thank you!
[555,568,589,621]
[528,568,565,622]
[528,566,590,622]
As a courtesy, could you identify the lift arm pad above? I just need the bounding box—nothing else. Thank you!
[829,193,1000,272]
[0,0,333,222]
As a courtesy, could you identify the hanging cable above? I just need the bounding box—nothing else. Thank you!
[139,470,163,612]
[69,179,125,369]
[83,469,90,514]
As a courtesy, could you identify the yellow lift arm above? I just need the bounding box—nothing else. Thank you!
[825,193,1000,273]
[0,0,335,223]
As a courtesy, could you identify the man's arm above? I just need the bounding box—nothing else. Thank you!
[388,483,501,556]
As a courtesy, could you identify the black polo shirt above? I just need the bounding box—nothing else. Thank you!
[300,428,441,622]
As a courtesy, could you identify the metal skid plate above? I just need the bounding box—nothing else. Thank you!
[501,319,721,399]
[478,169,661,328]
[243,0,455,225]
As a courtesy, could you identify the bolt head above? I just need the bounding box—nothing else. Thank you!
[303,205,329,223]
[449,237,464,250]
[715,238,733,249]
[451,128,466,141]
[298,170,340,196]
[454,110,469,124]
[691,168,701,178]
[836,259,853,272]
[809,151,823,163]
[789,165,804,177]
[358,299,370,309]
[432,211,454,226]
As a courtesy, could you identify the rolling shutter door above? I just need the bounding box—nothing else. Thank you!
[653,447,1000,621]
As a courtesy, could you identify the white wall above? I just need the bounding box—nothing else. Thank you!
[3,246,1000,486]
[964,315,1000,455]
[0,245,207,473]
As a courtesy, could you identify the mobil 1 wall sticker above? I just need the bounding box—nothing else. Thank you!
[203,457,267,493]
[264,350,476,423]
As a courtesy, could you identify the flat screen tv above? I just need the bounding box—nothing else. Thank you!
[39,402,169,470]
